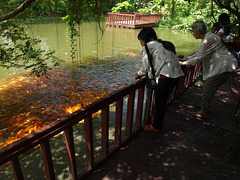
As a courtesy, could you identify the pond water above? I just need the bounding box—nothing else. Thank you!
[0,22,200,80]
[27,22,200,63]
[0,22,201,148]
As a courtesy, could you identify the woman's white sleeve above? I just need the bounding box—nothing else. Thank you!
[138,52,150,76]
[183,37,215,66]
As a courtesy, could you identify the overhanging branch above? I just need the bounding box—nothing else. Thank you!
[0,0,36,22]
[214,0,239,19]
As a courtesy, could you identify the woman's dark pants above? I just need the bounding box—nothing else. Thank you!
[153,77,179,130]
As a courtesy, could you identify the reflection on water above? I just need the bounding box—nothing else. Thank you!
[0,22,200,81]
[0,22,201,147]
[27,22,200,63]
[26,22,143,64]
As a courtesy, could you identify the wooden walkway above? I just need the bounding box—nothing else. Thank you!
[84,76,240,179]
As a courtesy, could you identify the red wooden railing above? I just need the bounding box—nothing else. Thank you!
[105,12,162,28]
[0,65,202,179]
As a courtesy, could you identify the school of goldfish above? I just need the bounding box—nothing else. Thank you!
[0,50,141,148]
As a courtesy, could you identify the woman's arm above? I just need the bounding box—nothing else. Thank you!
[217,31,224,38]
[137,49,151,77]
[183,34,217,66]
[217,28,224,38]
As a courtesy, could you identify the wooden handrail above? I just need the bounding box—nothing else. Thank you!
[0,64,202,179]
[105,12,161,28]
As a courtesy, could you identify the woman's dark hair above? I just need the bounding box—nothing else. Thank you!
[218,13,231,35]
[138,27,176,54]
[138,27,158,43]
[219,13,230,26]
[159,40,176,54]
[213,22,220,28]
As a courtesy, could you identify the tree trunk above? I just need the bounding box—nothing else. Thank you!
[0,0,36,22]
[171,0,175,19]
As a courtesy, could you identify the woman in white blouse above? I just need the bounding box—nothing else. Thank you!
[135,27,184,132]
[217,13,231,42]
[179,19,237,119]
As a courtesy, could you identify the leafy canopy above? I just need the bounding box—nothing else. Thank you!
[0,0,112,77]
[0,0,64,77]
[0,20,60,77]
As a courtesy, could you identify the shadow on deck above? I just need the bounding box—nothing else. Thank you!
[85,77,240,179]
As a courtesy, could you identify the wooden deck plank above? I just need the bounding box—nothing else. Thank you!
[84,77,240,179]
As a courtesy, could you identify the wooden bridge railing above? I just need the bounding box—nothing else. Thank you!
[0,64,202,179]
[136,14,162,22]
[105,12,161,28]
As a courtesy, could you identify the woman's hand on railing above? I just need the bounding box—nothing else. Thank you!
[178,55,188,66]
[179,61,185,66]
[135,73,143,79]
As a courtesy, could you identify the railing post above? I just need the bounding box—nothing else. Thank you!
[116,14,119,24]
[136,87,145,129]
[101,106,109,157]
[40,140,56,180]
[133,13,136,28]
[10,156,24,180]
[84,115,94,170]
[64,126,78,180]
[151,90,156,115]
[125,92,135,137]
[144,88,154,123]
[115,98,123,147]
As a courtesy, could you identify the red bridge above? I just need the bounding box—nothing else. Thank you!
[105,12,162,28]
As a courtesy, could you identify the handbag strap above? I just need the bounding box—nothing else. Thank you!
[144,44,155,78]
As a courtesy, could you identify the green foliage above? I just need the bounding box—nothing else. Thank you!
[112,0,134,13]
[61,0,111,61]
[129,0,239,35]
[0,0,111,76]
[138,0,163,14]
[29,0,66,17]
[174,0,191,17]
[156,0,229,32]
[62,15,79,61]
[0,21,62,77]
[62,0,108,61]
[0,0,66,77]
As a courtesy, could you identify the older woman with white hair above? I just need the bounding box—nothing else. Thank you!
[179,19,238,119]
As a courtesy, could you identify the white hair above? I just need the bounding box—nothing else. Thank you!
[191,19,207,35]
